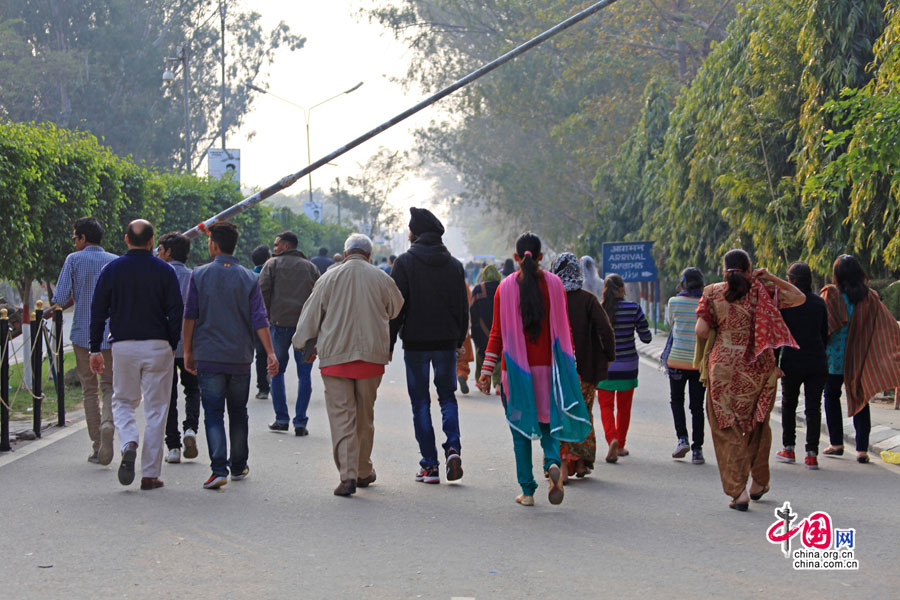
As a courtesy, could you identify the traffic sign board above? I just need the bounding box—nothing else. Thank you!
[601,241,657,282]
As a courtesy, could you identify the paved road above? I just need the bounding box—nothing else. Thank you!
[1,353,898,598]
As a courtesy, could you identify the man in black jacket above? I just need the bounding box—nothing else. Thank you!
[390,207,469,484]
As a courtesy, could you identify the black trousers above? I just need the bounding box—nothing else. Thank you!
[669,369,705,450]
[780,366,825,453]
[255,336,270,393]
[823,373,871,452]
[166,357,202,449]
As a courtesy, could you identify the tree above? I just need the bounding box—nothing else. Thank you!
[366,0,739,248]
[0,0,304,170]
[345,147,409,238]
[805,1,900,273]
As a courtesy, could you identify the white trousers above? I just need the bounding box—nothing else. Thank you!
[111,340,174,479]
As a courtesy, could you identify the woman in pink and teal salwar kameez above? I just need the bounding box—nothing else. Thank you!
[478,233,592,507]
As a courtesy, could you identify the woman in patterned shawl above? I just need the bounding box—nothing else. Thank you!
[821,255,900,463]
[695,250,805,512]
[551,253,616,481]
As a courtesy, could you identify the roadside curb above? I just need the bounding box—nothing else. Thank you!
[636,342,900,456]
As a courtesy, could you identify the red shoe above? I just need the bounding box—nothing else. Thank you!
[776,448,796,463]
[805,453,819,470]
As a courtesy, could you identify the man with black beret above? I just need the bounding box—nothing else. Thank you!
[390,207,469,484]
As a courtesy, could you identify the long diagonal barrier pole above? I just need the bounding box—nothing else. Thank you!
[183,0,620,238]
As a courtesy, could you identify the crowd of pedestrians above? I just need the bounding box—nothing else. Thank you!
[48,212,900,509]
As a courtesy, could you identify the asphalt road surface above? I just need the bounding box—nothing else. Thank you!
[1,351,898,598]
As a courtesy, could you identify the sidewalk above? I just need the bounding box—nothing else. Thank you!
[636,336,900,456]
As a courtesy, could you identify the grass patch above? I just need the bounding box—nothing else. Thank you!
[5,350,84,420]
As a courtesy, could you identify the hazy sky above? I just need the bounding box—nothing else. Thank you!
[231,0,438,209]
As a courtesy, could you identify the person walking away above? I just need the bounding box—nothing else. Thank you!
[390,207,469,484]
[50,217,118,465]
[156,232,201,464]
[456,284,475,394]
[329,253,343,270]
[596,274,652,462]
[695,249,804,511]
[821,254,900,464]
[251,245,272,400]
[471,265,503,395]
[89,220,183,490]
[775,262,828,469]
[581,256,603,298]
[551,253,615,481]
[662,268,706,465]
[502,258,516,278]
[294,234,404,496]
[478,234,592,506]
[311,247,334,275]
[182,222,278,489]
[259,231,320,436]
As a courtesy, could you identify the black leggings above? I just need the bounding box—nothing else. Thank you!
[780,367,825,453]
[669,369,705,450]
[823,373,871,452]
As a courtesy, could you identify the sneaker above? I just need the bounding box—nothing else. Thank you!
[182,429,198,459]
[231,466,250,481]
[805,452,819,470]
[255,390,269,400]
[98,424,115,465]
[458,375,469,395]
[415,465,440,484]
[268,421,289,432]
[776,447,796,463]
[446,450,463,481]
[692,449,705,465]
[118,442,137,486]
[203,474,228,489]
[165,448,181,463]
[87,450,100,464]
[672,437,690,459]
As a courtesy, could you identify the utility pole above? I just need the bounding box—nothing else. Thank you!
[220,0,226,149]
[182,42,191,172]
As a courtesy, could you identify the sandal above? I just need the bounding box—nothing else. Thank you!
[749,484,770,501]
[515,494,535,506]
[823,445,844,456]
[857,453,871,464]
[547,465,564,505]
[605,440,619,463]
[729,489,750,512]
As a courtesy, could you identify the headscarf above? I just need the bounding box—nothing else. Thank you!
[551,252,583,292]
[478,264,502,284]
[581,256,603,297]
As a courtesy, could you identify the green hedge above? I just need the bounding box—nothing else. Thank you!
[0,121,352,285]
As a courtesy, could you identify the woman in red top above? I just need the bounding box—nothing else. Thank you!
[478,233,591,506]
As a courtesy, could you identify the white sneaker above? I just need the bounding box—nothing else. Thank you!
[183,429,198,459]
[165,448,181,463]
[672,438,690,459]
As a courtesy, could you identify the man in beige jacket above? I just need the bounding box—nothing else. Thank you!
[294,234,404,497]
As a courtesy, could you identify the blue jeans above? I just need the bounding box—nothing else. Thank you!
[270,325,313,428]
[198,371,251,476]
[404,349,461,468]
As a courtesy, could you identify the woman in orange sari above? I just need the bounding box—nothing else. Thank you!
[695,250,805,511]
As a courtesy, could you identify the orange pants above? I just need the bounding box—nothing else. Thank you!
[597,388,634,448]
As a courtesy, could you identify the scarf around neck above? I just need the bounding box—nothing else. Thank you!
[551,252,583,292]
[498,271,592,441]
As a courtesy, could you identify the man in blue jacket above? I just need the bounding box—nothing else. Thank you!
[90,220,183,491]
[183,222,278,490]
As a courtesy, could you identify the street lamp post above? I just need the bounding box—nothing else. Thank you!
[163,43,192,172]
[247,82,363,204]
